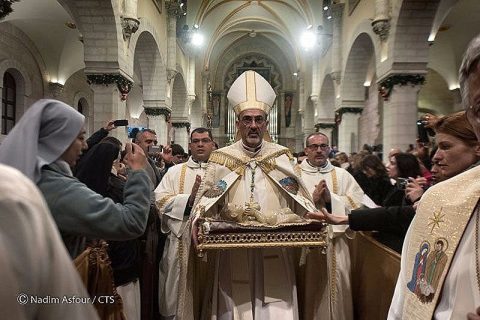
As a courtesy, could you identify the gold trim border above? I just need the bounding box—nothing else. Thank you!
[196,230,328,256]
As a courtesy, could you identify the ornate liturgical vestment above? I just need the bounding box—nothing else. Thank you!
[388,165,480,319]
[189,140,317,320]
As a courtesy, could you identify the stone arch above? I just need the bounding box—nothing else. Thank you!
[0,59,32,98]
[223,55,283,93]
[319,74,336,122]
[171,73,188,149]
[418,68,455,115]
[213,36,294,91]
[358,75,382,147]
[0,66,28,132]
[133,31,166,101]
[390,0,441,66]
[58,0,123,71]
[341,32,376,103]
[126,83,145,123]
[304,98,315,131]
[171,73,187,119]
[73,91,93,135]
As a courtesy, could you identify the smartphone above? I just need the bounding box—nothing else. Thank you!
[113,119,129,127]
[148,145,162,153]
[397,177,409,190]
[416,120,429,144]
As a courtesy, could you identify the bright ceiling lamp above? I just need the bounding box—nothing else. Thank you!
[191,31,204,47]
[300,30,316,50]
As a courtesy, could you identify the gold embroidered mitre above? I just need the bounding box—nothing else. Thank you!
[227,70,276,115]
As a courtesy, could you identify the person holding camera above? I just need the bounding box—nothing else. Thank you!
[132,128,166,319]
[384,153,423,207]
[134,129,163,190]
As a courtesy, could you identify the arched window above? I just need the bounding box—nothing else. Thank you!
[2,72,16,134]
[78,97,88,115]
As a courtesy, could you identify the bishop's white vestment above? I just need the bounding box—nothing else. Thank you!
[189,141,317,320]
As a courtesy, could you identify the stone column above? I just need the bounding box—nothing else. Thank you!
[295,111,305,152]
[166,2,181,81]
[336,107,363,154]
[201,71,209,117]
[451,88,463,111]
[219,91,226,134]
[144,104,170,146]
[315,123,336,143]
[372,0,390,42]
[298,77,305,113]
[331,3,344,84]
[171,121,190,150]
[312,95,336,143]
[379,74,425,155]
[186,95,197,127]
[87,74,133,143]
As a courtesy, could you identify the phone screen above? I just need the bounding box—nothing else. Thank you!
[113,119,129,127]
[416,121,429,143]
[148,145,161,153]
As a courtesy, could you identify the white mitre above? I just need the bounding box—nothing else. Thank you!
[227,70,276,115]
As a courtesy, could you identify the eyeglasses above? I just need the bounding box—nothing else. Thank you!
[307,144,330,150]
[240,116,266,126]
[191,138,212,144]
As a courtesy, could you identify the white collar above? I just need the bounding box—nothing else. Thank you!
[187,156,207,169]
[300,159,334,173]
[241,141,263,157]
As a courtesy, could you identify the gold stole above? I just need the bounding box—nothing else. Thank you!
[402,165,480,319]
[200,146,316,214]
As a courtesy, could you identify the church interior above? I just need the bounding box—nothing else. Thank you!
[2,0,479,154]
[1,1,480,319]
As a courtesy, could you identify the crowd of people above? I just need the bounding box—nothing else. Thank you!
[1,34,480,320]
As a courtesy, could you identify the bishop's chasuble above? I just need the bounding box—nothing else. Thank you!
[188,140,318,320]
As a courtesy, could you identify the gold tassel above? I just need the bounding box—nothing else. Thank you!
[257,148,292,173]
[209,151,246,172]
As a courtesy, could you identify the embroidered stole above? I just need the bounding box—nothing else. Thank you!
[194,146,316,217]
[402,165,480,318]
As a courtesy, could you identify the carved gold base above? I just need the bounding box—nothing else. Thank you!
[196,229,328,257]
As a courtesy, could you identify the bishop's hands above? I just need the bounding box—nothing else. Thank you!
[188,175,202,207]
[312,179,331,208]
[305,208,348,225]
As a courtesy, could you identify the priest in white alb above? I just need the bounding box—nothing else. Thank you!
[298,132,364,320]
[154,128,215,319]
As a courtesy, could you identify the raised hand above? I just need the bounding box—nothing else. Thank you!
[305,208,348,225]
[103,120,115,131]
[125,142,147,171]
[188,175,202,207]
[312,180,331,207]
